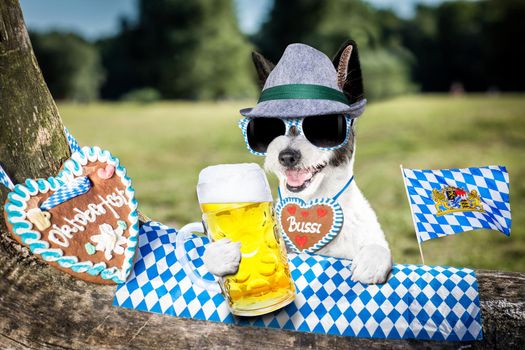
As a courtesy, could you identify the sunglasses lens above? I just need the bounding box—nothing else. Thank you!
[302,114,348,148]
[246,118,286,153]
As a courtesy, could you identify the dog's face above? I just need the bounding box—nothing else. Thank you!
[252,40,365,196]
[264,123,355,197]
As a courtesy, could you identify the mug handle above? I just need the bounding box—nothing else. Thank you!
[175,221,221,293]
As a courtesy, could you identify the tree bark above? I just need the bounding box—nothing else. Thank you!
[0,0,70,258]
[0,1,523,349]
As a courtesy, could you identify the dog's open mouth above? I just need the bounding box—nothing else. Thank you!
[285,162,327,192]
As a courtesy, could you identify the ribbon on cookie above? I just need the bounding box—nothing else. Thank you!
[0,163,15,191]
[64,127,81,153]
[40,176,92,211]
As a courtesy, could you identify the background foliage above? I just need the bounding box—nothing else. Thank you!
[29,0,525,102]
[30,32,104,102]
[99,0,256,100]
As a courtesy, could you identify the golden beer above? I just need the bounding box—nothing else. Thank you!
[201,201,295,316]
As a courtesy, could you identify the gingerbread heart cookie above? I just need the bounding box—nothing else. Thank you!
[4,146,139,284]
[275,197,344,253]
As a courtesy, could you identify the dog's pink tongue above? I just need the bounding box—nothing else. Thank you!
[285,169,312,187]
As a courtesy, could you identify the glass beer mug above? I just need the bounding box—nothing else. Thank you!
[177,163,296,316]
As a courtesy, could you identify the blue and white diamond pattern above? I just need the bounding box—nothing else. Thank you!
[0,163,15,191]
[114,221,482,341]
[402,166,511,242]
[64,127,81,153]
[40,176,92,211]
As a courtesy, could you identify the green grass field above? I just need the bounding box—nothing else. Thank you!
[59,94,525,271]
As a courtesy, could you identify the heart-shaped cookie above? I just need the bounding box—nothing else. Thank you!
[275,197,344,253]
[4,146,139,284]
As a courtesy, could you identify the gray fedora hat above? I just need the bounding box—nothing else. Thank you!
[240,41,367,118]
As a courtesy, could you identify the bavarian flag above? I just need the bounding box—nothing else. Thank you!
[401,165,511,242]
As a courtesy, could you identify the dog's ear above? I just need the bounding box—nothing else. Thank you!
[252,51,275,87]
[332,40,364,103]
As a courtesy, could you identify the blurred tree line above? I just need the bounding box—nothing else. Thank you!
[30,32,104,102]
[29,0,524,102]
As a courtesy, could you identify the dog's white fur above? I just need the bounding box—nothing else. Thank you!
[203,126,393,284]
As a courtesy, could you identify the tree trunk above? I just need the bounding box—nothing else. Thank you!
[0,1,523,349]
[0,0,70,258]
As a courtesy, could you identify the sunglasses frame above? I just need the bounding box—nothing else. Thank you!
[238,114,354,156]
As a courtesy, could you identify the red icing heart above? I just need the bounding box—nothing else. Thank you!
[301,210,309,218]
[287,206,297,215]
[295,235,307,248]
[317,207,328,217]
[97,164,115,180]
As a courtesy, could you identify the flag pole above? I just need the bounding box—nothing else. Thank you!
[400,164,426,265]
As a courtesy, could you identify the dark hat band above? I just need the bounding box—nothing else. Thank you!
[258,84,349,105]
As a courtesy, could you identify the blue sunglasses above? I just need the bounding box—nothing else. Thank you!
[238,114,354,156]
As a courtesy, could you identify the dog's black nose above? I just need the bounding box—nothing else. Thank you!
[279,149,301,167]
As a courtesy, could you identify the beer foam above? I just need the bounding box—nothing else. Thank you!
[197,163,273,204]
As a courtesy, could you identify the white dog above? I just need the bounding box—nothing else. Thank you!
[203,41,392,284]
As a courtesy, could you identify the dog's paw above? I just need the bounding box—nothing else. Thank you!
[203,239,241,277]
[351,244,392,284]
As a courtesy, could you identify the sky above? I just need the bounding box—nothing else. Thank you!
[19,0,447,40]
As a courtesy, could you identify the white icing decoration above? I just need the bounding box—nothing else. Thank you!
[48,226,70,247]
[47,188,128,248]
[90,223,126,261]
[286,216,322,234]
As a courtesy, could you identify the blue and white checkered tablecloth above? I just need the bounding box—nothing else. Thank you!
[113,221,482,341]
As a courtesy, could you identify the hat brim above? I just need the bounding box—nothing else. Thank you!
[240,98,367,118]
